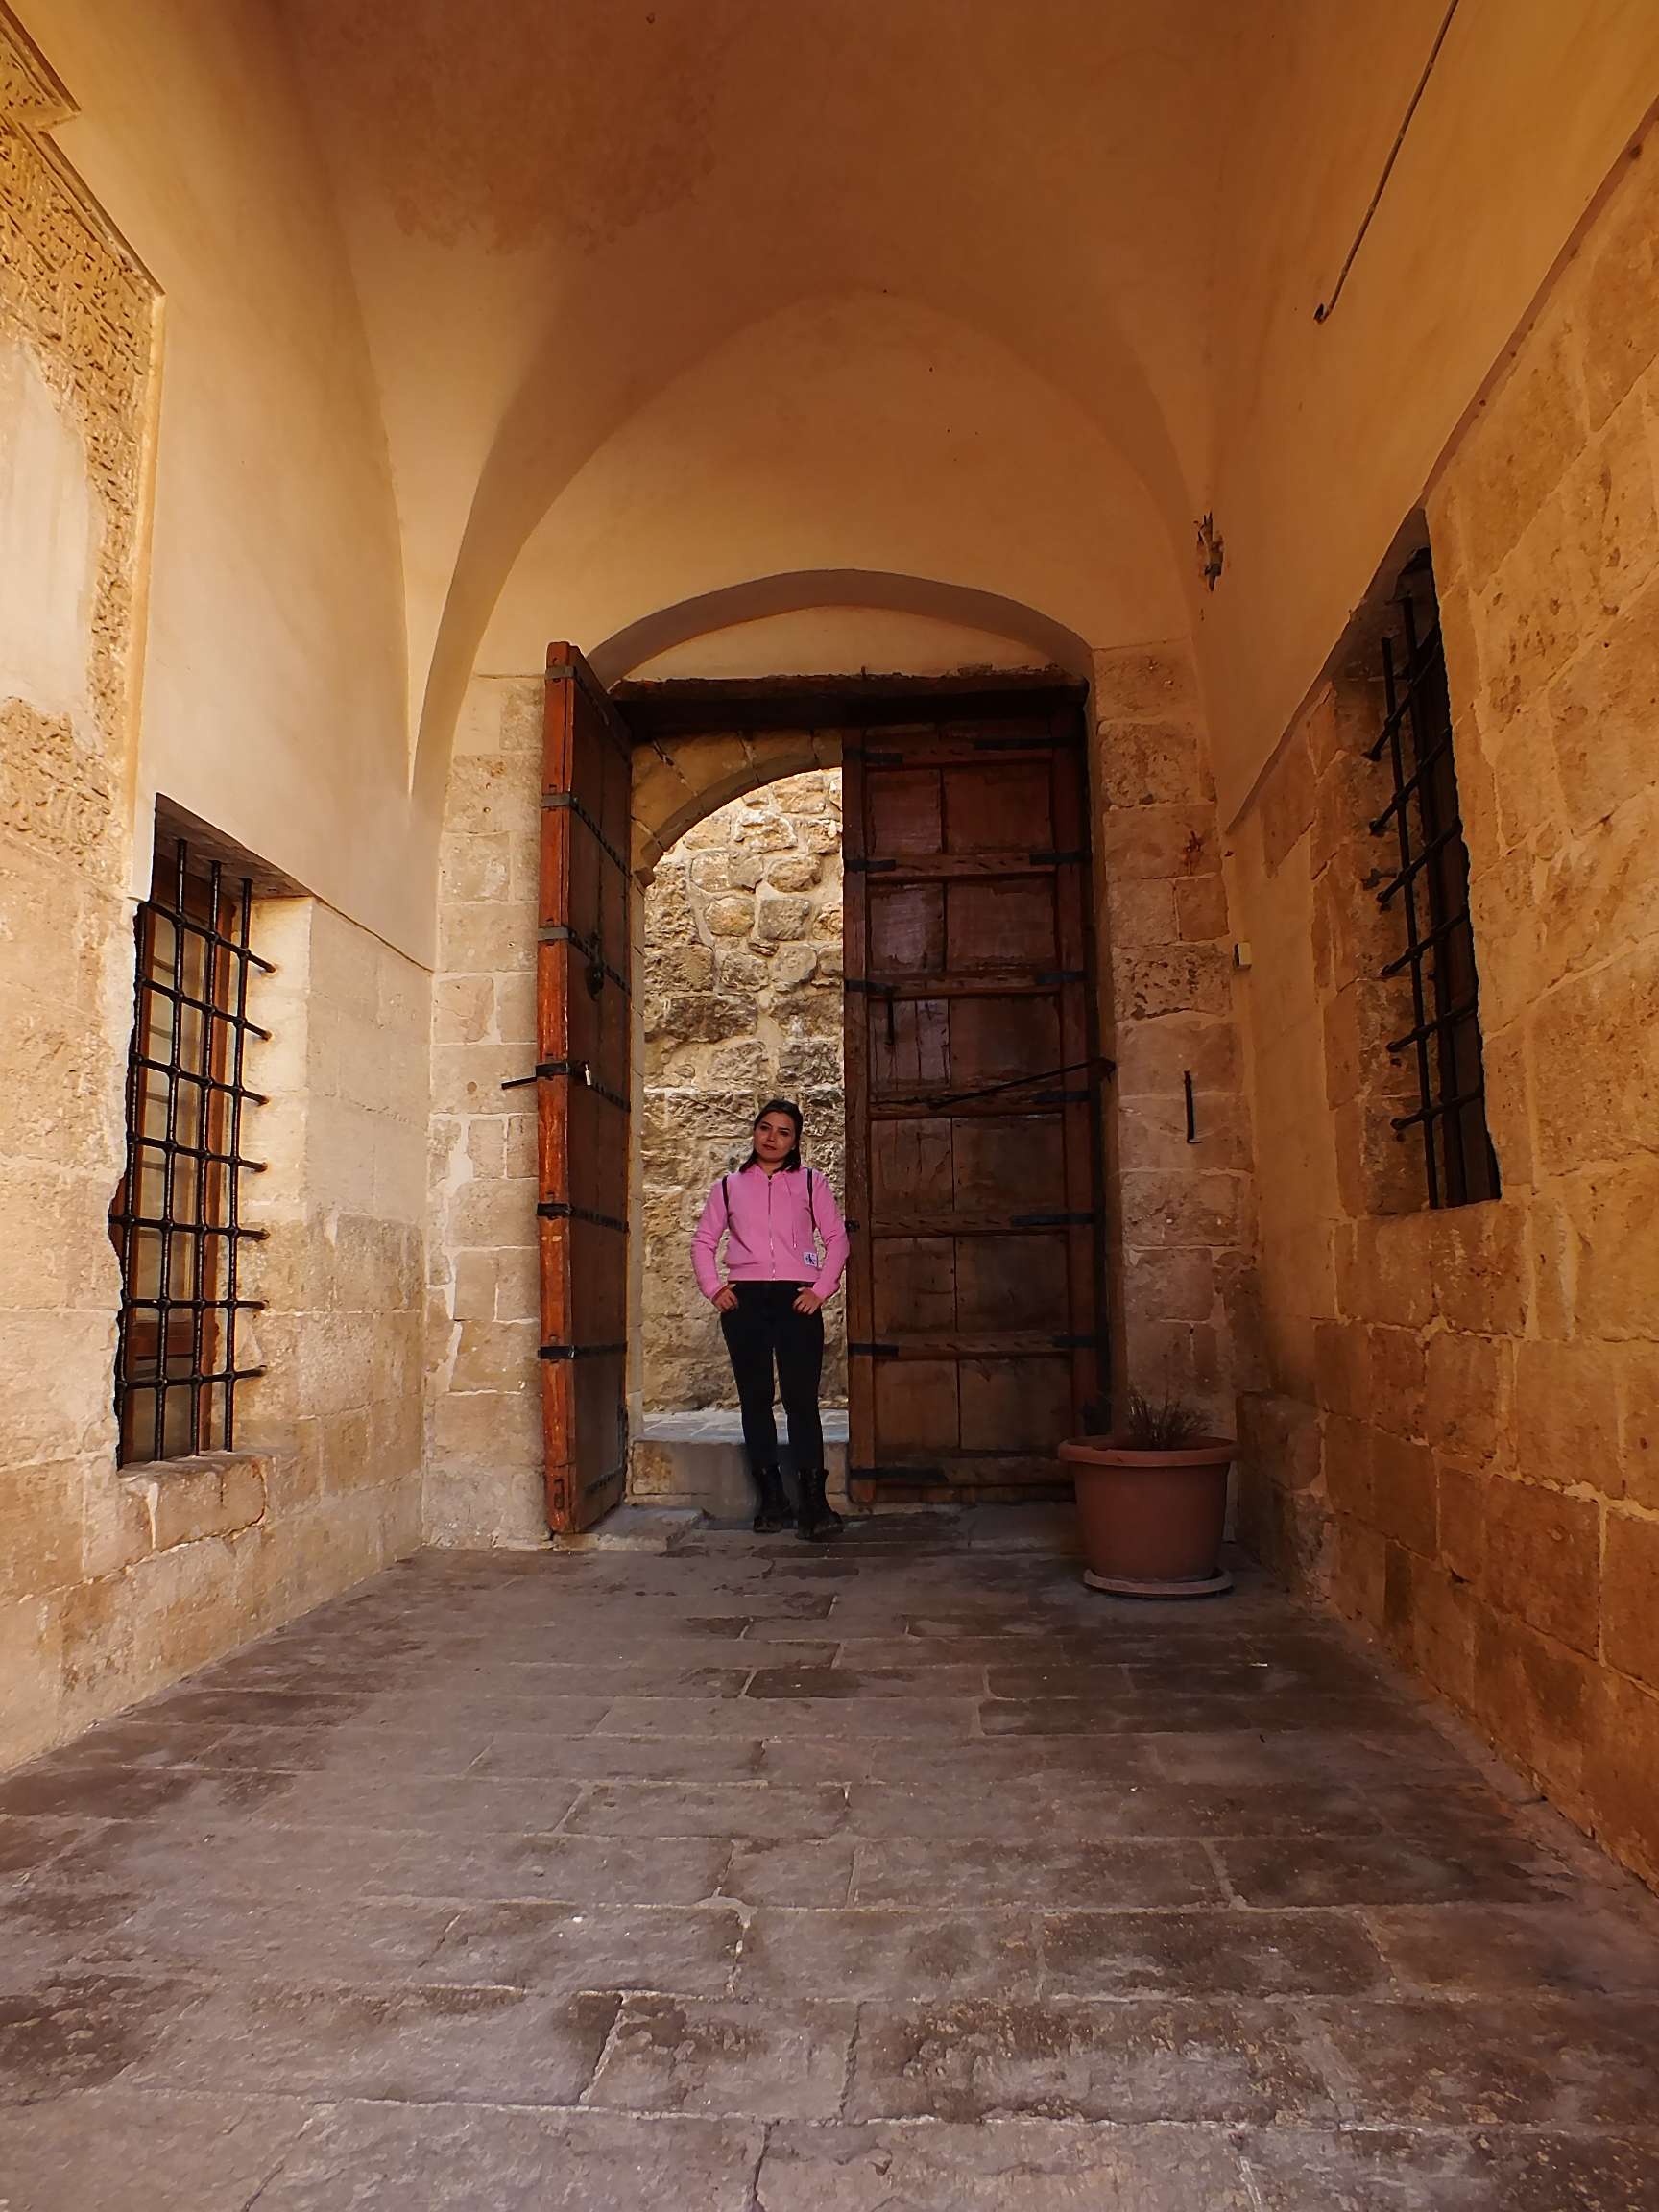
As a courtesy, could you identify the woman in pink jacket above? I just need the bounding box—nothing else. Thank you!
[691,1098,850,1541]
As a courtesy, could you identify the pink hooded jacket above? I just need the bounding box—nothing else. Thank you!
[691,1164,850,1303]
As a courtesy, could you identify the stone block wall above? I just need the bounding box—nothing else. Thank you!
[1090,645,1253,1436]
[2,15,153,1760]
[640,773,846,1410]
[2,890,427,1768]
[0,18,427,1768]
[424,675,545,1547]
[1228,130,1659,1891]
[233,899,427,1578]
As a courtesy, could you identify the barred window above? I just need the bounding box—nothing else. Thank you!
[1368,549,1500,1209]
[108,837,270,1462]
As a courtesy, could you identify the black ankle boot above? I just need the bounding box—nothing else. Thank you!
[752,1466,795,1534]
[795,1469,844,1543]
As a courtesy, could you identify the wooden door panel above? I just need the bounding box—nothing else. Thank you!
[948,996,1060,1086]
[960,1358,1073,1450]
[869,883,944,971]
[563,1080,626,1215]
[869,768,942,855]
[844,697,1100,1503]
[947,878,1057,971]
[951,1117,1067,1213]
[873,1237,957,1333]
[877,1359,959,1450]
[871,998,950,1094]
[537,641,633,1535]
[956,1234,1069,1332]
[871,1119,953,1217]
[945,761,1052,852]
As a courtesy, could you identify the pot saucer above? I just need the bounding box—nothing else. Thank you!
[1083,1567,1234,1599]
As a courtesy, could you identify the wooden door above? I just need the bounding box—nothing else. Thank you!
[843,697,1101,1503]
[537,642,633,1533]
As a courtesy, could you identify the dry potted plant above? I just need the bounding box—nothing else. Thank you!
[1060,1382,1236,1597]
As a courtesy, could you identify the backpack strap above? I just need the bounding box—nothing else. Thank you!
[721,1174,732,1224]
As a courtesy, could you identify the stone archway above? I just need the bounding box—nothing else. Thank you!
[426,652,1251,1545]
[630,726,841,883]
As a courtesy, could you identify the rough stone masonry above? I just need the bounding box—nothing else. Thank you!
[640,771,848,1412]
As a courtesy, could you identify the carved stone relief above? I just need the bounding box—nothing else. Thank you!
[1,3,155,788]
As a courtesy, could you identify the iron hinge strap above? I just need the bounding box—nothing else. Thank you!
[846,855,898,874]
[847,1340,901,1358]
[537,1200,628,1234]
[543,657,634,763]
[502,1061,629,1111]
[1009,1210,1098,1228]
[541,789,630,876]
[538,926,630,996]
[539,1340,629,1361]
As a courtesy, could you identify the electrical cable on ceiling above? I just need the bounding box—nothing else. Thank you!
[1315,0,1464,325]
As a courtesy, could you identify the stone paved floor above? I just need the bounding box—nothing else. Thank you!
[4,1518,1659,2209]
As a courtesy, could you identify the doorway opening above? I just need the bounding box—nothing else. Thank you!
[600,671,1103,1527]
[633,771,852,1513]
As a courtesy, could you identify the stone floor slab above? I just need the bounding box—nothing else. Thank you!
[1038,1907,1390,1998]
[424,1900,746,1994]
[0,2089,311,2212]
[757,2118,1253,2208]
[128,1981,619,2104]
[848,1835,1221,1909]
[1241,2127,1659,2211]
[255,2102,765,2212]
[585,1994,855,2120]
[735,1906,1043,2002]
[565,1780,848,1840]
[0,1529,1656,2205]
[846,1995,1334,2123]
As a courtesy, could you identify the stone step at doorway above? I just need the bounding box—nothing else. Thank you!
[631,1408,852,1518]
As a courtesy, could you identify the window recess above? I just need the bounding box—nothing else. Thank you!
[109,836,272,1463]
[1367,549,1499,1210]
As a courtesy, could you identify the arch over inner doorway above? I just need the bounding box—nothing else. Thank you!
[630,725,842,884]
[593,570,1094,688]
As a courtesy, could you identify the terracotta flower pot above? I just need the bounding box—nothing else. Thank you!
[1059,1434,1236,1598]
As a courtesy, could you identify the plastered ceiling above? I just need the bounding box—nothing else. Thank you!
[280,0,1250,725]
[276,0,1659,815]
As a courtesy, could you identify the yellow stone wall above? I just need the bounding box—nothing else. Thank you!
[1,5,155,1758]
[0,11,424,1767]
[424,677,546,1548]
[1091,645,1252,1439]
[1229,132,1659,1891]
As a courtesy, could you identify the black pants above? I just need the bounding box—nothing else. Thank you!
[720,1282,825,1472]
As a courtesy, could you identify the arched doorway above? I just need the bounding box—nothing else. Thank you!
[529,661,1107,1532]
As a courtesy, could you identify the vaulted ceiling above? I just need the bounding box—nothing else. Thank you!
[273,0,1659,816]
[279,0,1254,723]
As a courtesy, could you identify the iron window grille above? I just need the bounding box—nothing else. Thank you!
[1367,549,1500,1209]
[108,837,272,1463]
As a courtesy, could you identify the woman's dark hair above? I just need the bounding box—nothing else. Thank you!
[743,1097,804,1172]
